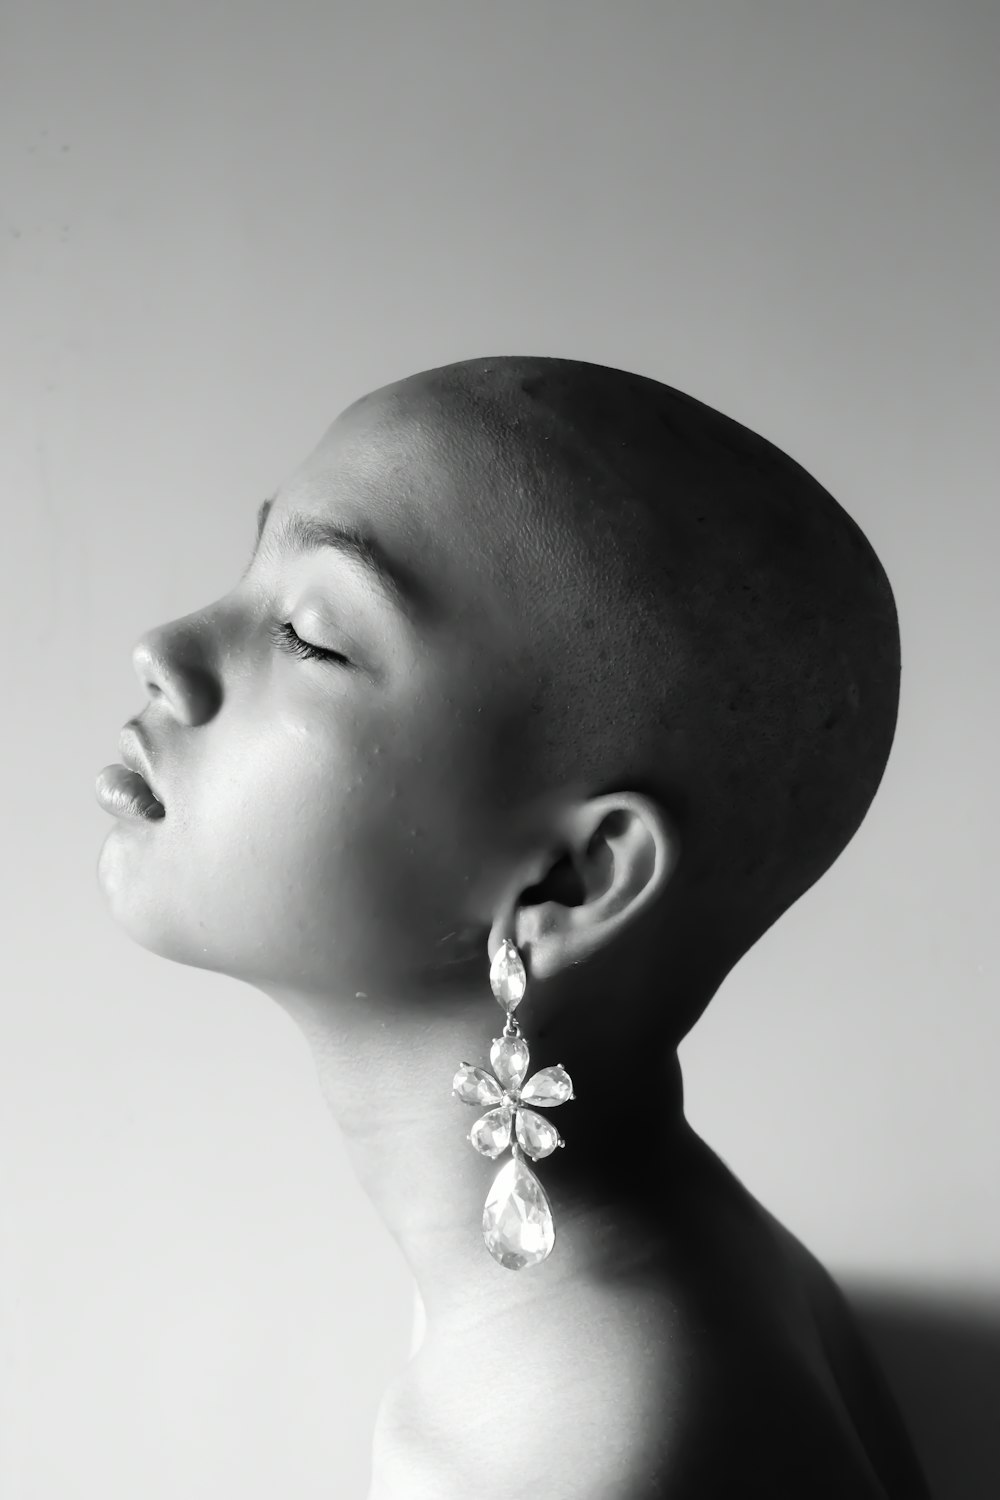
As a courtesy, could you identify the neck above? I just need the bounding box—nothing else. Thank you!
[263,976,704,1336]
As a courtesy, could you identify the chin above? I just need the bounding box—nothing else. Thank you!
[96,825,208,970]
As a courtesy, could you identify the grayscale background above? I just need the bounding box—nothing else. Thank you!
[2,3,997,1497]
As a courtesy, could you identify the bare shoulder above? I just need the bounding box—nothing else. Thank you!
[644,1311,893,1499]
[371,1293,898,1500]
[707,1206,935,1500]
[371,1357,888,1500]
[369,1186,931,1500]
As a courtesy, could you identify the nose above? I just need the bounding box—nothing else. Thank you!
[132,615,222,726]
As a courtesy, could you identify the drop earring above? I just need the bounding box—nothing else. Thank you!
[451,937,575,1270]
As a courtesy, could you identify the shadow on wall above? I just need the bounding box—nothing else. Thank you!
[843,1279,1000,1500]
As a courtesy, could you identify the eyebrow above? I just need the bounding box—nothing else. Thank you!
[250,495,418,618]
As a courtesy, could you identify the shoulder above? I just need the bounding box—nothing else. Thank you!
[372,1327,887,1500]
[568,1261,891,1499]
[662,1348,889,1499]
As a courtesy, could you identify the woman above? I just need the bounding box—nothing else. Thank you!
[96,355,933,1498]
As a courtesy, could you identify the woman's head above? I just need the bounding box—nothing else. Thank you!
[97,356,899,1045]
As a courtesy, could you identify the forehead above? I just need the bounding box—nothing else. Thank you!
[278,384,544,624]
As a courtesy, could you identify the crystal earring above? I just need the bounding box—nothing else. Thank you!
[451,937,575,1270]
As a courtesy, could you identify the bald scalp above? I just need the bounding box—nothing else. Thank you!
[377,357,901,1011]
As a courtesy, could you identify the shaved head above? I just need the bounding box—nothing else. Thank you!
[108,353,899,1046]
[349,355,900,1000]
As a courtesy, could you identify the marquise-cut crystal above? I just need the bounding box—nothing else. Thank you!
[489,939,527,1010]
[489,1034,530,1091]
[469,1103,513,1158]
[482,1154,555,1270]
[452,1063,503,1107]
[515,1106,561,1159]
[519,1064,573,1107]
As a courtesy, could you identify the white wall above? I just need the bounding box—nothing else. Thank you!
[2,3,997,1497]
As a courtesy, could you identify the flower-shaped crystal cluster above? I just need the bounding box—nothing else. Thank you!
[451,1035,574,1161]
[451,938,576,1271]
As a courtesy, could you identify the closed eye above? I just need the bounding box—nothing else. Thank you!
[269,620,350,666]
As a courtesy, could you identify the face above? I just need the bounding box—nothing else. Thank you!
[96,383,554,998]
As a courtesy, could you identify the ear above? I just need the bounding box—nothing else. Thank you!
[489,792,681,983]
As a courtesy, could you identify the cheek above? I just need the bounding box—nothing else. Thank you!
[109,705,487,990]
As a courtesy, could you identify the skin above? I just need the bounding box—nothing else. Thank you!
[96,366,931,1499]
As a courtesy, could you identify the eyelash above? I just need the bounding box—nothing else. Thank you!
[268,620,349,665]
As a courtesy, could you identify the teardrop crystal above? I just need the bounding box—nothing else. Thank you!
[452,1064,503,1108]
[482,1154,555,1270]
[519,1064,574,1107]
[489,939,527,1010]
[489,1034,530,1091]
[469,1103,513,1158]
[515,1107,561,1160]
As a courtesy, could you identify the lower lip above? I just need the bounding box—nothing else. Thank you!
[95,764,166,821]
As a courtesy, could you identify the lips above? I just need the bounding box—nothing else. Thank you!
[118,722,164,806]
[95,764,165,820]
